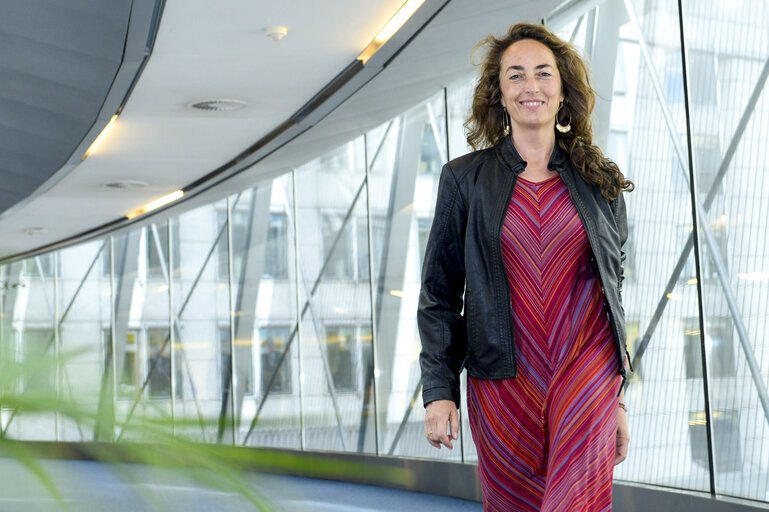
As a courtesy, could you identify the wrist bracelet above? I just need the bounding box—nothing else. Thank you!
[618,401,627,413]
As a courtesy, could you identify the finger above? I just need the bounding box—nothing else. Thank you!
[435,417,453,449]
[449,407,459,440]
[614,436,629,465]
[427,435,442,449]
[425,416,441,449]
[438,430,453,449]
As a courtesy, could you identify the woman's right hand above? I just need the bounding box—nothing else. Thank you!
[424,399,459,449]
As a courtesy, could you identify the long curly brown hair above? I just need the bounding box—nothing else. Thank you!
[464,23,634,200]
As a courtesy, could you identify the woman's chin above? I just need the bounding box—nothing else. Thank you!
[512,119,557,132]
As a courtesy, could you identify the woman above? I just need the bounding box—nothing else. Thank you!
[418,23,633,511]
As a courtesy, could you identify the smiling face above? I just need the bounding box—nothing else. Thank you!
[498,39,564,135]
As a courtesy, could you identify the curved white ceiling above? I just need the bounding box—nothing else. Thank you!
[0,0,564,259]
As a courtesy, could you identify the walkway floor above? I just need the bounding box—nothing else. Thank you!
[0,458,483,511]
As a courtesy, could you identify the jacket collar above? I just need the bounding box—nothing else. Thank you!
[495,135,570,175]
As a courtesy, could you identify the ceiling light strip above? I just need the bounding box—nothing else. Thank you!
[82,115,119,159]
[358,0,426,64]
[125,190,184,220]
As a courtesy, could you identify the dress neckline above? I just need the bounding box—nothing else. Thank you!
[516,174,561,186]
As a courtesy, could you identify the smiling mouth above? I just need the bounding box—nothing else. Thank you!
[520,100,545,107]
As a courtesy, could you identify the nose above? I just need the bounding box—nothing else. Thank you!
[524,75,539,92]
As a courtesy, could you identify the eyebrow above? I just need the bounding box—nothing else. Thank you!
[505,64,554,73]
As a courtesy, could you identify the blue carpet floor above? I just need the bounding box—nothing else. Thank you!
[0,458,482,511]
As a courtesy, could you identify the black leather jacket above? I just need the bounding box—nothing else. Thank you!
[418,137,629,407]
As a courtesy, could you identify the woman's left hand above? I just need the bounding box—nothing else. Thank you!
[614,405,629,465]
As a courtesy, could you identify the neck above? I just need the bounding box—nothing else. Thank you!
[511,127,556,164]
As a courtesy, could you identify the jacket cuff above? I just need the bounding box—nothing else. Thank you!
[422,384,461,409]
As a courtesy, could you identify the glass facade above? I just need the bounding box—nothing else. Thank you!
[1,0,768,505]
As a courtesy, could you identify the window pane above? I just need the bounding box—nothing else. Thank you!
[146,224,178,278]
[56,240,111,441]
[325,326,355,391]
[599,0,709,492]
[7,254,57,441]
[367,90,455,460]
[681,0,769,500]
[22,254,56,278]
[233,178,300,449]
[321,213,354,280]
[259,327,291,395]
[296,136,374,453]
[172,203,229,442]
[20,328,55,394]
[147,327,179,398]
[109,328,140,399]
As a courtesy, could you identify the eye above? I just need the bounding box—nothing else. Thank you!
[509,73,522,81]
[539,71,552,78]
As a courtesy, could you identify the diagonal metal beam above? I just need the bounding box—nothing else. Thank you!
[624,0,769,426]
[426,102,447,165]
[584,8,596,60]
[569,14,585,44]
[296,247,350,451]
[367,120,396,169]
[387,377,422,455]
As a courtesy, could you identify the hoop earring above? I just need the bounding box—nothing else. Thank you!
[555,101,572,133]
[502,105,511,137]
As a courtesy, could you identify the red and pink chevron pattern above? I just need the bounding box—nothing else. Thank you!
[468,175,621,512]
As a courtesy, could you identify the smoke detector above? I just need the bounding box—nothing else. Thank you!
[266,26,288,41]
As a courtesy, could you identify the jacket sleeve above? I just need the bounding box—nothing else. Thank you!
[612,191,631,375]
[418,163,468,408]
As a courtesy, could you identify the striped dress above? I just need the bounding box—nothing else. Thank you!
[467,174,621,512]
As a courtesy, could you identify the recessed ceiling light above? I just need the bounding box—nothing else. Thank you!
[24,227,48,236]
[188,99,247,112]
[105,180,149,189]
